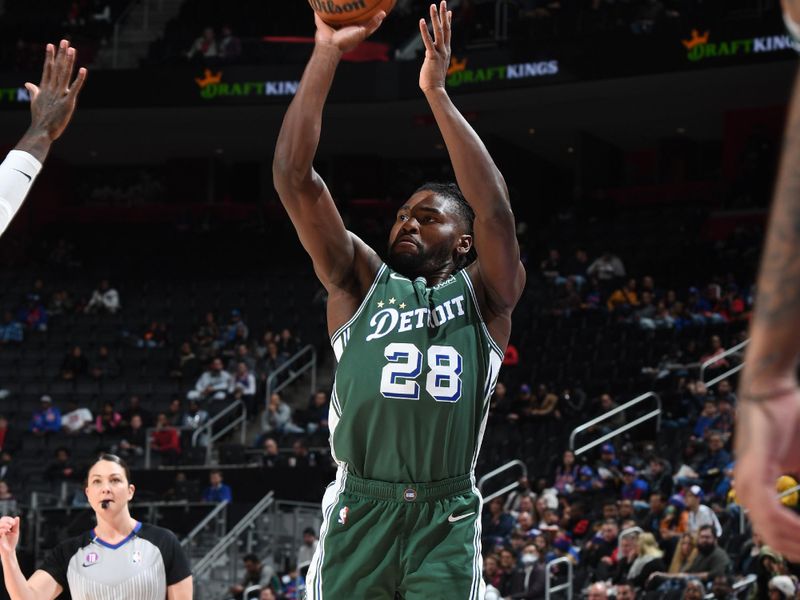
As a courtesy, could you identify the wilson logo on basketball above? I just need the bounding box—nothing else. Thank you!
[310,0,367,15]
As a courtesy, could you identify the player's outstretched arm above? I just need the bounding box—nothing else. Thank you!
[0,517,62,600]
[418,2,524,323]
[0,40,87,238]
[734,0,800,563]
[273,13,384,292]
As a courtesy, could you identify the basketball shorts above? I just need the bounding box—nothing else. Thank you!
[304,468,485,600]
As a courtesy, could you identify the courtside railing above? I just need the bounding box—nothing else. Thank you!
[545,556,573,600]
[192,400,248,464]
[478,459,527,503]
[181,500,228,561]
[700,339,749,387]
[263,345,317,430]
[569,392,661,457]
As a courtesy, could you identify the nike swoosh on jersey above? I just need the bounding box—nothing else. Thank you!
[389,273,411,281]
[448,511,476,523]
[12,169,32,182]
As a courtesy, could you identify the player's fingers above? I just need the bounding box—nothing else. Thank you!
[362,11,386,37]
[444,10,452,47]
[419,18,434,52]
[40,43,55,87]
[59,47,77,91]
[24,82,39,103]
[430,3,443,46]
[68,67,88,100]
[53,40,70,89]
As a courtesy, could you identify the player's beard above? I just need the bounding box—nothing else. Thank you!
[387,240,452,279]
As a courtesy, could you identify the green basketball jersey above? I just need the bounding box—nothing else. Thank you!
[329,263,504,483]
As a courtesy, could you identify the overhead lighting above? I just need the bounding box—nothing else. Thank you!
[528,128,536,135]
[566,146,574,154]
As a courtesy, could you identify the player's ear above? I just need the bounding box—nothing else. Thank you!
[456,233,472,255]
[128,484,135,500]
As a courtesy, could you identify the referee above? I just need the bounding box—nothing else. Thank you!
[0,454,193,600]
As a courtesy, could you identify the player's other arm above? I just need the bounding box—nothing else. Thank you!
[419,2,525,313]
[167,575,193,600]
[0,40,86,238]
[0,517,62,600]
[272,14,384,291]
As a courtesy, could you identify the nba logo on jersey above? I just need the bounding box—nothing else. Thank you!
[338,506,349,525]
[132,551,142,564]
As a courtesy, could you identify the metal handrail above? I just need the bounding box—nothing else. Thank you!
[704,573,756,599]
[193,491,275,577]
[477,459,527,503]
[192,400,248,464]
[699,339,749,387]
[569,392,661,456]
[181,502,228,548]
[262,345,317,429]
[242,584,261,600]
[545,556,573,600]
[145,425,195,468]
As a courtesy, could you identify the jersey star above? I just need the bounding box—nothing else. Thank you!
[388,298,396,304]
[399,302,406,309]
[377,300,385,308]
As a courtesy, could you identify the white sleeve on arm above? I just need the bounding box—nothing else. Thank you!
[0,150,43,237]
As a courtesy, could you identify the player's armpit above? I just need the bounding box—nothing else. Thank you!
[27,570,62,600]
[167,575,193,600]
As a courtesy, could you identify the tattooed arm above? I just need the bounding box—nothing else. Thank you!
[734,0,800,562]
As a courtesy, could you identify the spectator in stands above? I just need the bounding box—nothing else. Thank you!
[170,341,200,380]
[181,399,209,447]
[627,532,666,589]
[227,344,257,374]
[0,480,14,501]
[695,432,730,488]
[692,400,719,440]
[151,411,181,464]
[229,361,257,415]
[594,396,626,435]
[583,519,618,569]
[48,289,74,317]
[540,248,564,285]
[682,578,705,600]
[615,583,635,600]
[192,312,219,361]
[595,440,623,489]
[288,439,315,468]
[0,416,19,454]
[586,582,608,600]
[0,311,24,344]
[120,394,152,428]
[553,449,579,496]
[260,341,287,382]
[573,465,602,495]
[45,447,79,483]
[551,278,582,316]
[89,344,120,380]
[587,251,626,284]
[228,553,277,600]
[133,320,170,349]
[709,574,735,600]
[660,496,689,548]
[221,309,248,348]
[60,345,88,380]
[646,457,674,497]
[483,497,515,549]
[621,466,649,502]
[650,525,730,586]
[262,392,304,436]
[61,399,93,434]
[564,248,590,289]
[507,543,545,598]
[685,485,722,537]
[278,328,299,357]
[714,379,737,405]
[640,492,666,539]
[188,357,232,402]
[94,401,122,434]
[607,278,639,313]
[186,26,218,61]
[306,391,330,435]
[17,293,48,332]
[218,25,242,62]
[202,469,232,503]
[483,554,504,594]
[0,451,19,487]
[700,335,728,371]
[261,438,284,468]
[30,395,62,435]
[768,575,797,600]
[505,476,535,513]
[84,279,120,314]
[668,532,698,574]
[116,413,146,464]
[735,531,763,576]
[258,589,276,600]
[297,527,318,569]
[166,397,184,427]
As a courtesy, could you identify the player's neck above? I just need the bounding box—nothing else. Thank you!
[94,513,138,542]
[401,263,457,287]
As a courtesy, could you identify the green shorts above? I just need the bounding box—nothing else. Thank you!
[305,468,485,600]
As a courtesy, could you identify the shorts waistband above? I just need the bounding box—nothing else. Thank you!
[343,473,473,502]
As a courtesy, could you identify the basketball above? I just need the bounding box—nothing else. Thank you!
[309,0,396,27]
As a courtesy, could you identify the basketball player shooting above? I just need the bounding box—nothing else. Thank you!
[272,2,524,598]
[0,40,86,237]
[734,0,800,564]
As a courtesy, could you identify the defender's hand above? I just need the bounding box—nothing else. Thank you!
[314,12,385,55]
[419,1,452,92]
[26,40,87,142]
[0,516,20,557]
[734,389,800,562]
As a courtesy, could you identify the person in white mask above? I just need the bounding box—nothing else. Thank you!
[506,544,546,599]
[0,39,86,238]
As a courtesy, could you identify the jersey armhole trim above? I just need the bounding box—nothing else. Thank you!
[460,269,504,357]
[329,263,387,346]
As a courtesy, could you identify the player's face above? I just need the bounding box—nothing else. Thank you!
[86,460,134,515]
[387,191,470,278]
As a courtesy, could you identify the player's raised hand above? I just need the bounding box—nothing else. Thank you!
[314,12,385,54]
[25,40,87,143]
[734,389,800,562]
[0,516,21,556]
[419,1,452,92]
